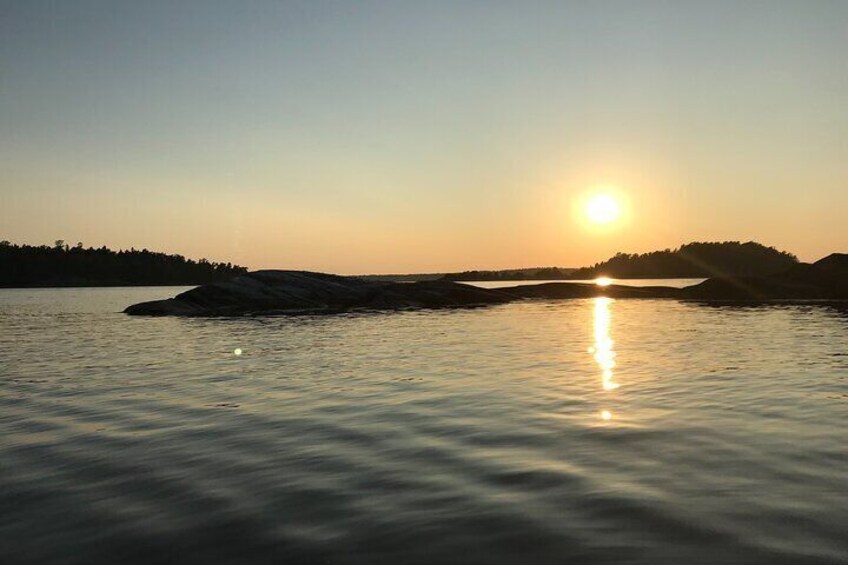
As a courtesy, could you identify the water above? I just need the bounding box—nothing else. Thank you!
[1,287,847,564]
[469,278,705,289]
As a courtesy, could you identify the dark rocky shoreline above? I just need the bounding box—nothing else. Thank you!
[124,254,847,317]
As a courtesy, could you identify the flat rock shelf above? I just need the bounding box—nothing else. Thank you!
[124,254,848,317]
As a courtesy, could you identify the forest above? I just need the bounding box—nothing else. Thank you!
[0,240,247,287]
[441,267,576,281]
[568,241,799,279]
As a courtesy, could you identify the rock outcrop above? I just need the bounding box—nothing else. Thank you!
[124,254,847,317]
[680,253,848,300]
[123,270,516,316]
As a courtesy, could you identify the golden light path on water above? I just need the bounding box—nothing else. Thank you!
[589,296,618,421]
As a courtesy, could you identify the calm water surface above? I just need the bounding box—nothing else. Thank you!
[469,278,705,289]
[1,287,847,564]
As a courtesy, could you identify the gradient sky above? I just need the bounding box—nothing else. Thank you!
[1,1,846,273]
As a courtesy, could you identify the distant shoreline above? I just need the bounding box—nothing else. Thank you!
[0,241,246,289]
[0,240,809,288]
[0,282,200,290]
[0,275,707,290]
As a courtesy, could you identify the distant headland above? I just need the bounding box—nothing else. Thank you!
[363,241,798,282]
[0,240,246,288]
[566,241,798,279]
[361,267,577,283]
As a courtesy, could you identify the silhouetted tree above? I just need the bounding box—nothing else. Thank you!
[569,241,798,279]
[442,266,575,281]
[0,241,248,287]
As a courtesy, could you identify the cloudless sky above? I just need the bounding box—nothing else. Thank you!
[1,0,846,272]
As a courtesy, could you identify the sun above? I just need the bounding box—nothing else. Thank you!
[585,193,621,224]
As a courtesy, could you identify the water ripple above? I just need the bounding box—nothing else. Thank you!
[1,288,847,564]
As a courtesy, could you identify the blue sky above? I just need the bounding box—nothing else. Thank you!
[1,1,846,272]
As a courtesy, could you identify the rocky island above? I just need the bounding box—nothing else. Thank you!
[124,254,847,316]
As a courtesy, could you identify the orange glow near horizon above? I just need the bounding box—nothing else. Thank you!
[2,3,847,274]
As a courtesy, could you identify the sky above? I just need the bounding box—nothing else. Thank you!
[1,0,846,273]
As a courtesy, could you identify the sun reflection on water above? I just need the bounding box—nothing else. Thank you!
[593,297,618,391]
[592,296,618,421]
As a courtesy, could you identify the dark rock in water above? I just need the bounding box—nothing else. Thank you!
[680,276,830,300]
[682,253,848,300]
[124,270,516,316]
[123,271,685,317]
[125,254,848,316]
[785,253,848,298]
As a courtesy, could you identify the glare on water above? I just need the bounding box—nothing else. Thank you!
[1,287,847,565]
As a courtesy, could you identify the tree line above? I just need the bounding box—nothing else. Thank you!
[569,241,798,279]
[0,240,247,287]
[441,267,576,281]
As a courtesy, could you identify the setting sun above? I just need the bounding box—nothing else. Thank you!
[586,193,622,225]
[2,3,847,562]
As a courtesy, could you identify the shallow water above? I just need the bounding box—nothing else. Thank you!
[1,287,847,564]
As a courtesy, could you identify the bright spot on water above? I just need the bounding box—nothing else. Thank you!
[603,379,620,391]
[234,348,243,356]
[593,297,618,393]
[601,410,612,421]
[595,277,613,287]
